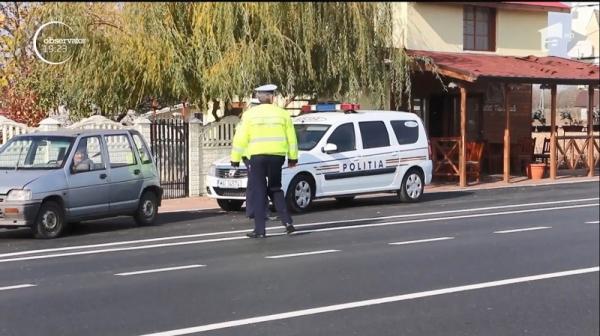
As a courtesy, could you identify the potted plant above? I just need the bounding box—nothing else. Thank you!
[532,109,546,132]
[560,111,584,132]
[527,162,546,180]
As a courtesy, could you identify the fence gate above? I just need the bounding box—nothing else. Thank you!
[150,119,189,199]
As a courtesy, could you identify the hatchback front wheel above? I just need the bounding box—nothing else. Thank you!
[33,201,66,239]
[134,191,158,226]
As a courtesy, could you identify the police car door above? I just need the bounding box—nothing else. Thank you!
[317,122,362,195]
[354,120,398,190]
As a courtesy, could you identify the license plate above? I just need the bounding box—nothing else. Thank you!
[218,179,243,189]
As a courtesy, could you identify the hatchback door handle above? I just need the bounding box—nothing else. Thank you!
[134,169,141,175]
[100,173,107,179]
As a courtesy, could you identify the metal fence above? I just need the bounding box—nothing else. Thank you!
[150,119,189,199]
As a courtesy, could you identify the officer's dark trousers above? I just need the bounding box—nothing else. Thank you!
[244,159,269,219]
[248,154,293,235]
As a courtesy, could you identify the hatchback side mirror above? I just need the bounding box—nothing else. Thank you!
[322,143,338,154]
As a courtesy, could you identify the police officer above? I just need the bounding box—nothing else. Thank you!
[230,84,298,238]
[239,99,270,221]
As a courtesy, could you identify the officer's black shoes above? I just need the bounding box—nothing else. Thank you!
[246,231,267,238]
[285,224,296,235]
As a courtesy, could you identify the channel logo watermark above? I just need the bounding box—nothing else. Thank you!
[33,21,87,65]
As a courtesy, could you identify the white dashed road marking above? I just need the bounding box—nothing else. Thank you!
[493,227,551,234]
[389,237,454,245]
[265,250,340,259]
[115,265,206,276]
[0,284,36,291]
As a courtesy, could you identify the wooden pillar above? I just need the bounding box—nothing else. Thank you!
[550,84,557,179]
[503,83,510,183]
[588,85,596,177]
[459,86,467,187]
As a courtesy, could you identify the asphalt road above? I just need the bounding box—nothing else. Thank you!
[0,182,598,336]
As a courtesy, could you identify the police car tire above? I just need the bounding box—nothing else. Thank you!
[217,199,244,212]
[399,169,424,203]
[286,174,314,213]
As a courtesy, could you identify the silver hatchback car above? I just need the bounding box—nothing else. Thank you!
[0,129,162,238]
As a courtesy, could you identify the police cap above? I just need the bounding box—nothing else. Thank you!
[254,84,277,93]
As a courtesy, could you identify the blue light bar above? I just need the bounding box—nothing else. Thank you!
[315,103,337,112]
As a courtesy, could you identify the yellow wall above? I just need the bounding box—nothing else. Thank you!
[496,10,547,56]
[404,3,464,52]
[393,3,548,56]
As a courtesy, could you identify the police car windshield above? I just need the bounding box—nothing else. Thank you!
[294,124,330,151]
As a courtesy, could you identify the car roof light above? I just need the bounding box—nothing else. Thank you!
[300,102,360,113]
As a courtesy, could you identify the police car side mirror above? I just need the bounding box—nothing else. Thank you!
[322,143,338,154]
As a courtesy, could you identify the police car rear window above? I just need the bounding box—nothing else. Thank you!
[390,120,419,145]
[359,121,390,149]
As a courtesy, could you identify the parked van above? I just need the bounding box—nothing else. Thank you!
[0,129,162,238]
[205,104,432,213]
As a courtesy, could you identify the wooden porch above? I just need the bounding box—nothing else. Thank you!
[405,50,599,187]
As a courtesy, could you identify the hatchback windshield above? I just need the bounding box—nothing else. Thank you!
[0,136,74,169]
[294,124,331,151]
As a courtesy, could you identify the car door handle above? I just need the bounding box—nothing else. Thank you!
[134,169,141,175]
[99,173,107,180]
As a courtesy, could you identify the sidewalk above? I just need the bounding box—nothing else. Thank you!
[159,171,599,213]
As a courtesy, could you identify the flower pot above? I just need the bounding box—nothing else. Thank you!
[527,163,546,180]
[562,125,584,133]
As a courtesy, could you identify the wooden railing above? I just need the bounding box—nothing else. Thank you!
[556,135,600,171]
[430,137,485,182]
[431,137,461,177]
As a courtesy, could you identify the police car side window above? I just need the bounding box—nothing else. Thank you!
[359,121,390,149]
[390,120,419,145]
[327,123,355,152]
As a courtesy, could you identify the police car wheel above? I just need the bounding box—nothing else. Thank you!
[217,199,244,212]
[399,169,424,202]
[286,175,314,213]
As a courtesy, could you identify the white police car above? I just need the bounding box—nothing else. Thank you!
[205,103,432,213]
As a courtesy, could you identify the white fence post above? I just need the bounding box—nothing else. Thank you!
[196,116,240,196]
[133,116,152,144]
[0,117,32,144]
[188,117,203,196]
[38,117,63,132]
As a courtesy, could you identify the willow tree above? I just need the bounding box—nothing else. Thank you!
[31,2,435,118]
[138,2,421,109]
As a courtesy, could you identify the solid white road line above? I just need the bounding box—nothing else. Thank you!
[265,250,339,259]
[301,198,599,228]
[0,197,596,259]
[140,266,599,336]
[0,284,36,291]
[585,221,599,224]
[0,203,596,264]
[115,265,205,276]
[494,227,551,234]
[0,236,246,264]
[389,237,454,245]
[298,204,596,235]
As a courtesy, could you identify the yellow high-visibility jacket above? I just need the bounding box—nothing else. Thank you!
[230,104,298,163]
